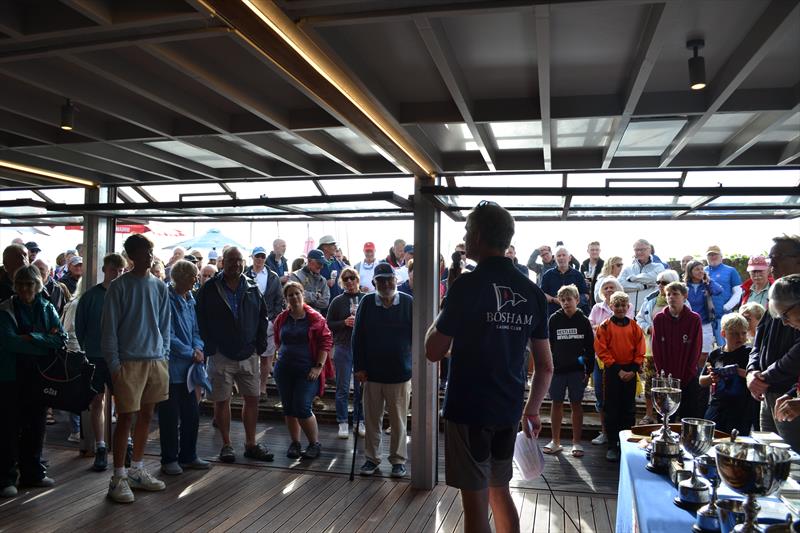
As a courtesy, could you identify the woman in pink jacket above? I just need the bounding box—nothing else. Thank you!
[273,282,333,460]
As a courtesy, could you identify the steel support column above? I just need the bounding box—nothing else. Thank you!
[82,186,113,287]
[411,176,440,490]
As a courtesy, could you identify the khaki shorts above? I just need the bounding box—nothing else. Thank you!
[261,322,276,358]
[208,353,260,402]
[113,359,169,414]
[642,355,656,398]
[444,421,516,491]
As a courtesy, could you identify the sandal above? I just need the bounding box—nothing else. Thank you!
[542,440,563,454]
[571,444,585,458]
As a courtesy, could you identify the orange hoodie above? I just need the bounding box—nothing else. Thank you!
[594,317,646,369]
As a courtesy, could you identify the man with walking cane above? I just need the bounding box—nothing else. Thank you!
[352,262,414,478]
[426,201,554,533]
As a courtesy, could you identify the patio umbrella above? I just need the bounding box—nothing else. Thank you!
[163,228,246,251]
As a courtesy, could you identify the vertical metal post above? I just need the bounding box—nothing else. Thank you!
[411,176,440,490]
[80,186,114,453]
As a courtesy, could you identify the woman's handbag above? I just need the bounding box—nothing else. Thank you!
[704,285,716,323]
[37,348,98,413]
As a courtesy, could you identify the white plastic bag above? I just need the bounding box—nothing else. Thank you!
[513,431,545,480]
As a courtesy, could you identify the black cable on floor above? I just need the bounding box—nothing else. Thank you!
[540,473,582,531]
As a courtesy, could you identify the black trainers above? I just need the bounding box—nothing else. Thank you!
[93,446,108,471]
[391,464,407,478]
[219,444,235,463]
[286,441,302,459]
[124,443,133,468]
[301,442,321,460]
[244,443,274,462]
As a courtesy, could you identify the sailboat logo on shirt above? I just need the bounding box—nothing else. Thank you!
[494,284,527,310]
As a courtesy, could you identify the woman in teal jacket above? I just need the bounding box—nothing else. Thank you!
[0,265,66,498]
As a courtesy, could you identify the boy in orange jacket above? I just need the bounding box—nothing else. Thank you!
[594,291,646,461]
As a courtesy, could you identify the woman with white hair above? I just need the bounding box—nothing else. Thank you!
[0,265,67,497]
[587,276,634,445]
[768,275,800,428]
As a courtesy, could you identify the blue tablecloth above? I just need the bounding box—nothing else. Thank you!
[616,432,790,532]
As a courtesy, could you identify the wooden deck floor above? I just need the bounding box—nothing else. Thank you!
[0,446,617,532]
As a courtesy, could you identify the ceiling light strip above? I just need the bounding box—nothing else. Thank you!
[207,0,435,177]
[0,159,96,187]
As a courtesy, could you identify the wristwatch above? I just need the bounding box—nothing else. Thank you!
[314,362,323,368]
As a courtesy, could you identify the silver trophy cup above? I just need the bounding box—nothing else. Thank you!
[714,441,792,533]
[676,418,716,509]
[695,454,722,532]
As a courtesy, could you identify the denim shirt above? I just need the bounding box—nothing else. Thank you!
[168,286,204,383]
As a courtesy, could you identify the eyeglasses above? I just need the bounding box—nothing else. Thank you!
[780,303,798,322]
[657,281,670,286]
[341,276,357,282]
[458,251,466,255]
[614,263,623,267]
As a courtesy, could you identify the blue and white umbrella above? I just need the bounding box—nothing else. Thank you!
[163,228,246,251]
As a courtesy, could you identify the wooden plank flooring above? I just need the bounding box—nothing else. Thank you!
[0,445,617,532]
[46,412,619,496]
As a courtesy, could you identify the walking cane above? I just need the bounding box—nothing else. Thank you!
[349,380,363,481]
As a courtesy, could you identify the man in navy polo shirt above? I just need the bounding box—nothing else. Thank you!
[426,201,554,533]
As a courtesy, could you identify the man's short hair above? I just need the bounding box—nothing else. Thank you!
[394,239,406,247]
[769,273,800,319]
[721,312,748,333]
[554,246,569,257]
[467,202,515,252]
[170,259,198,282]
[773,234,800,255]
[123,233,153,256]
[2,243,27,265]
[609,291,629,306]
[557,284,579,300]
[13,264,43,293]
[103,253,127,270]
[223,246,243,260]
[588,241,600,247]
[634,238,651,248]
[665,281,688,296]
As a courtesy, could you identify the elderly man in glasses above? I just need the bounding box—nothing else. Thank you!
[620,238,665,312]
[747,234,800,451]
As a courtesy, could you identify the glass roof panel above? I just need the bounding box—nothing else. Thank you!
[553,118,613,149]
[323,128,380,155]
[117,187,147,203]
[567,172,683,188]
[225,180,321,199]
[0,189,39,201]
[455,173,562,187]
[568,210,675,218]
[684,169,800,187]
[571,195,679,207]
[616,119,687,157]
[285,200,402,213]
[322,178,414,197]
[450,195,563,208]
[690,113,756,145]
[141,183,230,202]
[44,188,86,204]
[707,195,792,205]
[146,141,242,169]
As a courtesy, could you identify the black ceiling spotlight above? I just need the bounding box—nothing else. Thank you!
[687,39,706,91]
[60,98,75,131]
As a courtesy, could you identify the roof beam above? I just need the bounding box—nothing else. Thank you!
[17,146,159,183]
[0,3,23,38]
[293,130,362,173]
[414,15,495,171]
[58,143,204,182]
[660,0,800,167]
[779,136,800,166]
[602,2,678,168]
[534,5,552,171]
[0,150,108,185]
[236,133,318,176]
[59,0,113,25]
[111,141,221,179]
[201,0,436,177]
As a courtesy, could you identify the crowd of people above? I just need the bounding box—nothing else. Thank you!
[1,217,799,533]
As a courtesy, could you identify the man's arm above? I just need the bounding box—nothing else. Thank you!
[526,248,541,271]
[425,320,452,362]
[100,284,121,375]
[619,266,642,291]
[159,287,171,358]
[75,291,89,350]
[522,337,554,437]
[762,336,800,385]
[724,286,743,312]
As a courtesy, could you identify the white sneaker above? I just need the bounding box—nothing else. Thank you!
[591,432,607,445]
[67,432,80,443]
[127,467,166,491]
[384,426,391,435]
[338,423,349,439]
[107,476,135,503]
[358,422,366,437]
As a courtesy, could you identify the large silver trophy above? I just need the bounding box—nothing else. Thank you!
[675,418,716,510]
[647,371,682,472]
[714,440,792,532]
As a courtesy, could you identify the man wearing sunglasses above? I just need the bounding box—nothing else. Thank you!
[426,201,553,533]
[747,234,800,451]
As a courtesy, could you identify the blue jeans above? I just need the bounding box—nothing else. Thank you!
[158,383,200,464]
[274,360,318,419]
[712,317,725,347]
[333,345,362,424]
[593,359,604,411]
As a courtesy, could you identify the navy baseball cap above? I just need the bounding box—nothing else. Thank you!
[25,241,41,252]
[373,262,395,279]
[403,244,414,254]
[307,249,325,263]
